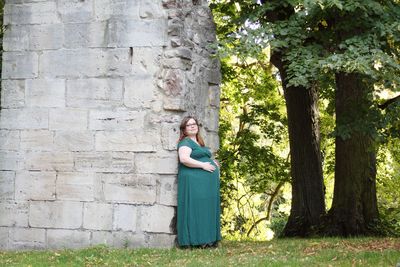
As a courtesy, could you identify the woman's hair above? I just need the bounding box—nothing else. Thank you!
[178,116,205,146]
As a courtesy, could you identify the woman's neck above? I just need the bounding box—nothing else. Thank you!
[187,136,197,143]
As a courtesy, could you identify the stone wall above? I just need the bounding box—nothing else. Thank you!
[0,0,220,249]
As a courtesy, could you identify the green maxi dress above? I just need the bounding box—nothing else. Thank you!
[177,137,221,246]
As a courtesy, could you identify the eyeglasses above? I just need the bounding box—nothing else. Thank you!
[186,123,198,127]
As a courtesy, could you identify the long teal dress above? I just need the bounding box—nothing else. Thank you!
[177,137,221,246]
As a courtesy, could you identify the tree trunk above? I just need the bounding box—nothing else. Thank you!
[271,54,326,236]
[327,72,379,236]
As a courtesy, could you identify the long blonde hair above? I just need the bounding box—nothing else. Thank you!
[178,116,205,146]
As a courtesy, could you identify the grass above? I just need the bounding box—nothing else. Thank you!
[0,237,399,266]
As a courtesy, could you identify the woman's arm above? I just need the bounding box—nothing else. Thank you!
[178,146,216,172]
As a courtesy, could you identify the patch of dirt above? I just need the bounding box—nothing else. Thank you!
[303,238,400,255]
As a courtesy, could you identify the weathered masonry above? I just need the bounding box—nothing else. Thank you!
[0,0,220,249]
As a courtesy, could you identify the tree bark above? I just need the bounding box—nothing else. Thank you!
[271,54,326,236]
[327,73,379,236]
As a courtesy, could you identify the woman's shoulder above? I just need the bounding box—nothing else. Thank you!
[177,137,193,149]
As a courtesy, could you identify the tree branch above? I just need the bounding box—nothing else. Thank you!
[378,94,400,110]
[246,180,286,237]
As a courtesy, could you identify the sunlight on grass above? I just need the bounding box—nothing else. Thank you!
[0,238,399,266]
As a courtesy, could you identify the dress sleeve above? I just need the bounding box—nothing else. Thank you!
[177,138,192,149]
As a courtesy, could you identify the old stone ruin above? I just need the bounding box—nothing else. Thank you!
[0,0,220,249]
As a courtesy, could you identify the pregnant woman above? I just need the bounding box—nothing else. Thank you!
[176,116,221,248]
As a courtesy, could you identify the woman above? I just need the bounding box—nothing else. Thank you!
[176,116,221,248]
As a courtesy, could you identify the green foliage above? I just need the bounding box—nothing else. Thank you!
[377,139,400,236]
[217,54,291,239]
[212,9,292,237]
[212,0,400,238]
[215,0,400,134]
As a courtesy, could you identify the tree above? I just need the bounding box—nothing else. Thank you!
[262,0,400,235]
[330,73,379,235]
[313,0,400,235]
[211,0,327,236]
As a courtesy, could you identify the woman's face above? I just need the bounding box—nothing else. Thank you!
[185,118,198,136]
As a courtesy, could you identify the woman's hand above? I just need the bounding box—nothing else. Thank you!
[213,159,220,168]
[202,162,216,172]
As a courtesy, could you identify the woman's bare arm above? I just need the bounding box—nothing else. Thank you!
[178,146,216,172]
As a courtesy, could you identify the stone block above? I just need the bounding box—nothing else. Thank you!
[3,2,59,25]
[94,0,140,21]
[101,173,156,204]
[163,97,186,111]
[15,171,56,201]
[113,204,138,231]
[110,48,162,77]
[25,151,74,171]
[0,108,48,130]
[95,131,157,152]
[161,123,180,151]
[64,22,107,48]
[135,153,178,174]
[3,24,64,51]
[170,37,183,47]
[40,49,103,78]
[49,109,87,131]
[124,76,156,108]
[29,201,83,229]
[40,48,158,78]
[204,132,219,153]
[139,0,165,19]
[75,152,135,173]
[140,205,175,233]
[167,19,183,37]
[204,108,219,132]
[29,23,65,51]
[54,131,94,152]
[0,151,24,171]
[157,176,177,206]
[91,231,146,248]
[57,0,93,23]
[0,227,8,249]
[147,234,176,248]
[207,68,222,85]
[0,171,15,200]
[164,48,192,60]
[148,114,182,125]
[0,202,29,227]
[122,232,147,248]
[161,69,185,96]
[25,79,65,108]
[107,19,167,47]
[1,80,25,108]
[9,228,46,249]
[2,52,38,79]
[20,130,54,151]
[56,172,95,201]
[163,58,191,70]
[208,85,220,107]
[47,229,90,249]
[66,78,123,108]
[8,0,54,3]
[89,110,145,131]
[83,202,113,230]
[0,130,20,150]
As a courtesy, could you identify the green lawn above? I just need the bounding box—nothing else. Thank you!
[0,237,399,266]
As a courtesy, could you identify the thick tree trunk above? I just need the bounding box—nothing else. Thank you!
[271,55,325,236]
[327,73,379,236]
